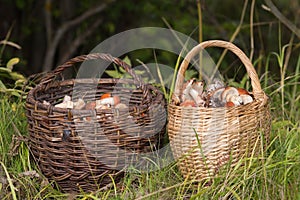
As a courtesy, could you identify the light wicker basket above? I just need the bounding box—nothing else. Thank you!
[26,53,166,193]
[168,40,271,181]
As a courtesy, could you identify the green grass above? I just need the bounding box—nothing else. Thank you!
[0,57,299,199]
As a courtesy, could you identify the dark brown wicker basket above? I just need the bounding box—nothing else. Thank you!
[25,53,166,193]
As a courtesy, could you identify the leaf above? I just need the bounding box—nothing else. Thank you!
[15,79,26,87]
[0,80,7,90]
[272,120,292,129]
[105,70,122,78]
[240,74,250,89]
[6,58,20,71]
[119,66,127,74]
[9,72,26,81]
[122,56,132,66]
[184,69,198,80]
[134,70,145,75]
[0,67,12,73]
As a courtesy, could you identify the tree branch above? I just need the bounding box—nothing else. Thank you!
[42,0,115,72]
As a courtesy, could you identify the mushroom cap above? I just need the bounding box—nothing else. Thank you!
[100,93,111,100]
[221,87,239,102]
[192,80,204,93]
[240,94,253,105]
[237,88,250,95]
[226,101,235,107]
[97,96,120,106]
[227,95,243,106]
[63,95,71,102]
[180,100,196,107]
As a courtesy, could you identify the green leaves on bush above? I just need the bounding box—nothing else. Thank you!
[0,40,28,98]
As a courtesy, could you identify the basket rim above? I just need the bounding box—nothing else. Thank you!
[26,77,164,114]
[39,53,143,85]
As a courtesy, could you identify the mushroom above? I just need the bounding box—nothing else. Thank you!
[43,100,50,105]
[240,94,253,105]
[227,95,243,106]
[237,88,250,95]
[192,80,204,95]
[191,80,205,106]
[181,79,195,102]
[55,95,74,108]
[221,87,239,103]
[180,100,196,107]
[96,96,120,108]
[55,101,74,109]
[100,93,111,100]
[208,87,226,107]
[226,102,235,107]
[63,95,71,102]
[181,79,205,106]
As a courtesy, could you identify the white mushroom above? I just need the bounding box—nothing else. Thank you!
[181,79,205,106]
[189,88,199,102]
[181,79,195,102]
[43,100,50,105]
[55,95,74,108]
[96,96,120,107]
[63,95,71,102]
[240,94,253,105]
[65,101,74,109]
[192,80,204,95]
[227,95,243,106]
[55,101,74,109]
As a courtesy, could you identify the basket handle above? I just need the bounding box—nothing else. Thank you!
[40,53,142,85]
[172,40,267,103]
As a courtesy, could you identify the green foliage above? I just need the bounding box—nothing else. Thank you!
[0,97,62,199]
[0,33,30,98]
[105,56,155,84]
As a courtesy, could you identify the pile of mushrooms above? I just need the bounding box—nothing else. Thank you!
[43,93,128,110]
[180,78,254,108]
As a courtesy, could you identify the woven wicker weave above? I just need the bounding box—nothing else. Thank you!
[168,40,271,181]
[26,53,166,193]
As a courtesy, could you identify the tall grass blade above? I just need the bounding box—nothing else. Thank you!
[0,162,17,200]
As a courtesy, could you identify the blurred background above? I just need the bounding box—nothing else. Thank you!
[0,0,299,78]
